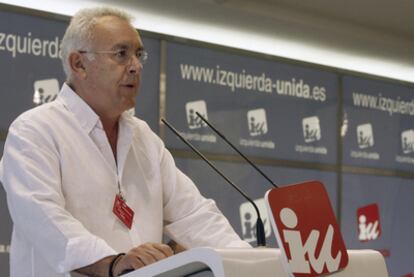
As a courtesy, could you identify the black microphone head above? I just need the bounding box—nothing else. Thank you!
[256,217,267,247]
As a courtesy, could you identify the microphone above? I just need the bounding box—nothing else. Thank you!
[161,118,266,247]
[195,111,278,189]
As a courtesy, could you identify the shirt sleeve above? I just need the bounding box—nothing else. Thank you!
[0,118,116,274]
[158,138,251,249]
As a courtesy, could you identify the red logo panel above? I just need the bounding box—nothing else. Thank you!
[265,181,348,277]
[357,203,381,242]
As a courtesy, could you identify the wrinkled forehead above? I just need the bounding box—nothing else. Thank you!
[90,15,143,50]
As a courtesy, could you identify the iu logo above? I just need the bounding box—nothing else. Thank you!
[302,116,321,143]
[185,100,207,129]
[357,123,374,149]
[357,203,381,242]
[265,181,348,276]
[247,108,268,136]
[33,79,59,105]
[401,129,414,154]
[239,198,272,243]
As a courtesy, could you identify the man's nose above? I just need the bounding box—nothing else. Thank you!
[127,57,143,75]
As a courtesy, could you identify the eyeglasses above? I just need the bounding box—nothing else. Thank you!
[79,48,148,65]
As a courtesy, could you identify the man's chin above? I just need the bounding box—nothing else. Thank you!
[121,99,136,114]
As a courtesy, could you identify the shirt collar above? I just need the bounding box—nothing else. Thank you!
[57,83,137,134]
[57,83,101,134]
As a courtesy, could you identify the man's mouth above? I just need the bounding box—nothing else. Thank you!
[122,83,137,89]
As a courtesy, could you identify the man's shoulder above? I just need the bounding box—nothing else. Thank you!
[10,101,66,133]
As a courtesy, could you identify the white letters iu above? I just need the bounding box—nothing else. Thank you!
[358,215,379,241]
[280,208,342,274]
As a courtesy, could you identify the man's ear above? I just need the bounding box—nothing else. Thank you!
[69,52,87,79]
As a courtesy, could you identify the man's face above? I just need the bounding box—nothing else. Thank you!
[83,16,144,117]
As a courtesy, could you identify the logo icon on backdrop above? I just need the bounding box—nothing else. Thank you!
[185,100,207,129]
[401,129,414,154]
[247,108,268,136]
[239,198,272,243]
[302,116,321,143]
[357,203,381,242]
[357,123,374,149]
[33,78,59,105]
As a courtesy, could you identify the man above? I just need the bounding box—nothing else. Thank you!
[0,7,250,277]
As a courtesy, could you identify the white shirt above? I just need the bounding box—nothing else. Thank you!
[0,84,250,277]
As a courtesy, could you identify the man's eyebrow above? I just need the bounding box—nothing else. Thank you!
[111,43,129,50]
[111,43,145,50]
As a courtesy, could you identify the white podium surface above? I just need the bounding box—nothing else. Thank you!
[123,247,388,277]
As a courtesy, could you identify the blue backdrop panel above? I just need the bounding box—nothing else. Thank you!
[175,157,337,247]
[0,9,160,132]
[0,9,66,130]
[341,174,414,276]
[342,76,414,171]
[166,42,338,164]
[136,37,160,132]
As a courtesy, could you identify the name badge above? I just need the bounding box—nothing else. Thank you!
[113,194,134,229]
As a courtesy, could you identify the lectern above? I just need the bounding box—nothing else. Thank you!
[123,247,388,277]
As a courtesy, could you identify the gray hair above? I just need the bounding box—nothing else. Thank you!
[61,7,134,80]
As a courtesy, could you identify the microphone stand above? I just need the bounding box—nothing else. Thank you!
[162,118,266,247]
